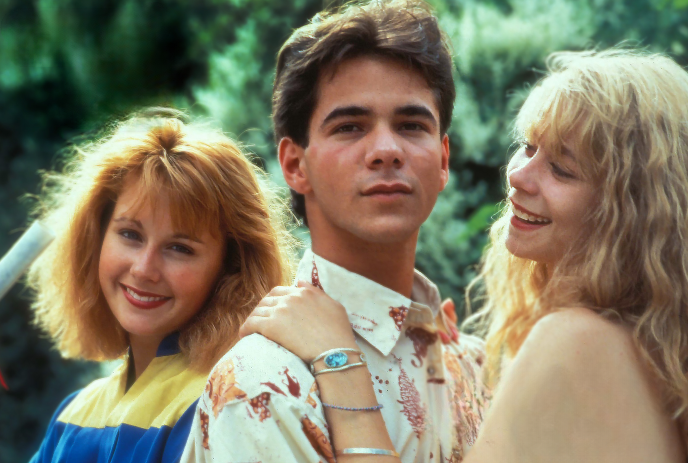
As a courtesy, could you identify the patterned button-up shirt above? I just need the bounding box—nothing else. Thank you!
[181,249,491,463]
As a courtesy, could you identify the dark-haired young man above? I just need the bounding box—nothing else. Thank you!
[183,1,490,462]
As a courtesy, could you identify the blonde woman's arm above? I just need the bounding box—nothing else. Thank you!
[239,282,400,462]
[464,308,685,463]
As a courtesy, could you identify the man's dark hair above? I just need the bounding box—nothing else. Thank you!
[272,0,455,225]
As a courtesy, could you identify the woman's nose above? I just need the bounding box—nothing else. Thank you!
[129,247,161,283]
[507,149,539,195]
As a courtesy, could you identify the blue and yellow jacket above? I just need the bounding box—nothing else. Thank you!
[30,333,207,463]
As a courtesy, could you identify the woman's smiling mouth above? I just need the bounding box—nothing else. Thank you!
[120,283,172,309]
[510,200,552,230]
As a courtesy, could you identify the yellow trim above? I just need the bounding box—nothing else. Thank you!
[58,354,206,430]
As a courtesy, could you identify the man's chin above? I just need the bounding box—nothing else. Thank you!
[348,218,422,245]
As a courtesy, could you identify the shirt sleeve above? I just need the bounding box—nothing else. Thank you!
[181,334,335,463]
[440,332,492,460]
[29,390,81,463]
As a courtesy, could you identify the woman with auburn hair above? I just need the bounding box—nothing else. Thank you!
[240,49,688,462]
[28,109,294,463]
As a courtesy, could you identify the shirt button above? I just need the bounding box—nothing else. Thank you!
[427,366,436,376]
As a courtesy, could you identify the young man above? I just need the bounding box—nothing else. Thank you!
[182,1,490,461]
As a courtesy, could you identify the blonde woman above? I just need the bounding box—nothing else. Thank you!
[28,109,293,463]
[240,50,688,462]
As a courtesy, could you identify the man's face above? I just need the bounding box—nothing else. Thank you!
[282,55,449,246]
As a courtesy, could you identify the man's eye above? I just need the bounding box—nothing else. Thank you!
[334,124,361,133]
[400,122,425,131]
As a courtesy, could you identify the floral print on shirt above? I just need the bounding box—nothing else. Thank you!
[302,416,336,463]
[206,357,247,418]
[444,348,491,461]
[181,249,491,463]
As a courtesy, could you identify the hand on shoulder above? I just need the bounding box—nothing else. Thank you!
[465,308,685,463]
[239,281,358,362]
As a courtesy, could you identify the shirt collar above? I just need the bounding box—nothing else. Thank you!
[155,332,181,357]
[296,249,441,356]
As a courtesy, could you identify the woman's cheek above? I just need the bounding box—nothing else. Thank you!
[168,265,214,306]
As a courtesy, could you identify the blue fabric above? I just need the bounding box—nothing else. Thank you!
[156,333,181,357]
[30,400,198,463]
[29,332,204,463]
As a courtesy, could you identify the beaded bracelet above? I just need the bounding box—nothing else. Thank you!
[322,402,383,412]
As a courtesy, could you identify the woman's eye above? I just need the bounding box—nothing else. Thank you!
[119,230,141,241]
[550,162,576,179]
[523,143,537,156]
[170,244,194,255]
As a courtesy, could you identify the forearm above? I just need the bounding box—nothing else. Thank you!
[314,359,399,462]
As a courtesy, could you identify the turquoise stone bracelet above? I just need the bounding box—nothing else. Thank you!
[310,347,367,375]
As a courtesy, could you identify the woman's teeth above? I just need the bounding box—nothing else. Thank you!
[126,287,168,302]
[513,207,551,224]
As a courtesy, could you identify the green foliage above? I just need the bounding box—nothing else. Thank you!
[415,0,688,318]
[2,0,688,460]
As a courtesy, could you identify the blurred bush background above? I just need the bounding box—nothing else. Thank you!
[1,0,687,460]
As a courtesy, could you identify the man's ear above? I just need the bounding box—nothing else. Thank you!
[439,133,450,191]
[278,137,311,194]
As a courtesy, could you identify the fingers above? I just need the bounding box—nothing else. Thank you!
[441,297,458,325]
[296,280,316,290]
[239,315,263,338]
[256,295,279,309]
[267,285,300,297]
[250,305,273,318]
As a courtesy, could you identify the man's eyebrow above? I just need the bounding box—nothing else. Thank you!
[320,106,372,129]
[395,105,437,127]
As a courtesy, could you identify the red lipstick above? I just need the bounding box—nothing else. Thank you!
[120,284,171,310]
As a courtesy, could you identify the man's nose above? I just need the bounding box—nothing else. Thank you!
[365,125,405,169]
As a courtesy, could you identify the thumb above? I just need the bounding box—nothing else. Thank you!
[441,298,457,325]
[239,315,263,339]
[296,280,316,289]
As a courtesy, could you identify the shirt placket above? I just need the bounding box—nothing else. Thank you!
[406,302,445,383]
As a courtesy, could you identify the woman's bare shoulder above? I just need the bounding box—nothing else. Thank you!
[523,307,632,360]
[466,307,685,463]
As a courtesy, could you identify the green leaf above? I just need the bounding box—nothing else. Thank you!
[458,202,502,243]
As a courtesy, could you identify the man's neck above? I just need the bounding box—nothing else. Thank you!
[311,233,418,298]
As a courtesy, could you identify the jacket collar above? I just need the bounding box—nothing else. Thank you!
[155,332,181,357]
[296,249,441,356]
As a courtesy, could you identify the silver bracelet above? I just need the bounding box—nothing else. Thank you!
[335,448,400,457]
[310,348,366,375]
[313,361,366,376]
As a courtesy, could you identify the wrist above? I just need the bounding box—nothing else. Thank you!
[307,337,358,362]
[310,347,366,376]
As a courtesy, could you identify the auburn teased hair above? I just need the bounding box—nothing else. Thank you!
[28,109,295,372]
[467,49,688,434]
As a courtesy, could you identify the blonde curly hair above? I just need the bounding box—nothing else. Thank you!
[467,49,688,433]
[27,109,296,372]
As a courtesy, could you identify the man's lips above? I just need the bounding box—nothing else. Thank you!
[361,182,412,195]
